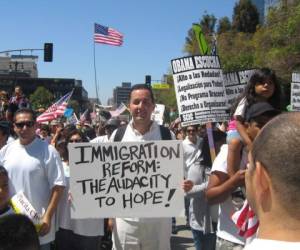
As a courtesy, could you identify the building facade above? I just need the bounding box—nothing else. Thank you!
[0,75,88,109]
[0,55,38,78]
[250,0,280,23]
[113,82,131,107]
[0,54,89,110]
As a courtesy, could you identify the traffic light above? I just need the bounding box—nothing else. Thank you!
[44,43,53,62]
[145,75,151,86]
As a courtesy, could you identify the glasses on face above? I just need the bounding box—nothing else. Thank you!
[69,138,82,143]
[187,129,196,133]
[15,121,34,129]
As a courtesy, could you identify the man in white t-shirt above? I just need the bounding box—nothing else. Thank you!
[109,84,174,250]
[182,125,202,178]
[206,102,280,250]
[244,112,300,250]
[182,125,202,226]
[0,108,65,250]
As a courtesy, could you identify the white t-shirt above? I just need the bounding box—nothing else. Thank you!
[211,144,247,245]
[109,120,174,250]
[182,136,202,178]
[56,162,104,237]
[243,239,300,250]
[0,138,65,245]
[90,135,109,143]
[234,97,247,118]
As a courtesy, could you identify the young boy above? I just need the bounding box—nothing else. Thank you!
[0,166,14,217]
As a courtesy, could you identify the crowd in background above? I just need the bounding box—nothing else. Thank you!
[0,70,300,250]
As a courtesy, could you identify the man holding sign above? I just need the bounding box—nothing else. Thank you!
[110,84,175,250]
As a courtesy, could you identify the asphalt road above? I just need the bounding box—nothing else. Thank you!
[171,217,195,250]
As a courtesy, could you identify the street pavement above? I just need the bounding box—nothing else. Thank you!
[171,217,195,250]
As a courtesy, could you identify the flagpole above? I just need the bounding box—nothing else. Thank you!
[93,41,100,103]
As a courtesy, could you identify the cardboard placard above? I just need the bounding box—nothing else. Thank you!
[69,141,184,219]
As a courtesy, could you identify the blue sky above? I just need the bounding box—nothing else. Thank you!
[1,0,237,104]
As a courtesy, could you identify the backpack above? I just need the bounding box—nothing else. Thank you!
[113,125,172,141]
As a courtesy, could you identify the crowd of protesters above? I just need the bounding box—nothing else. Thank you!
[0,68,300,250]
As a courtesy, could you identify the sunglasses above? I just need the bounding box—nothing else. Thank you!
[187,129,196,133]
[15,121,34,128]
[69,139,82,143]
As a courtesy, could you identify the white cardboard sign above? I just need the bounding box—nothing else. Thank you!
[171,55,229,126]
[69,141,184,218]
[291,73,300,111]
[223,69,256,108]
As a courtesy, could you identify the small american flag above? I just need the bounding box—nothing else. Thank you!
[231,200,259,241]
[37,91,73,123]
[67,112,79,125]
[94,23,123,46]
[80,109,89,123]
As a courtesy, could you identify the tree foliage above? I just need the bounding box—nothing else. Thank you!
[29,86,53,110]
[200,13,217,35]
[252,1,300,80]
[216,0,300,106]
[218,31,255,71]
[217,17,232,34]
[232,0,260,33]
[183,13,217,55]
[152,73,178,123]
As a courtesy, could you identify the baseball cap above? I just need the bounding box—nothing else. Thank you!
[245,102,280,122]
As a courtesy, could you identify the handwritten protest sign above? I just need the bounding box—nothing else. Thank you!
[171,55,229,126]
[223,69,256,108]
[69,141,184,219]
[291,72,300,111]
[152,104,165,125]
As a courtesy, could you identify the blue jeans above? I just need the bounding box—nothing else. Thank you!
[191,229,216,250]
[40,243,51,250]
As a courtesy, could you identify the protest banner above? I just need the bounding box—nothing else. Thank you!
[291,72,300,111]
[151,104,165,125]
[223,69,256,108]
[10,191,42,232]
[69,141,184,219]
[171,55,229,126]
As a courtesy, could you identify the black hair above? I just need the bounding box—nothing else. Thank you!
[40,124,50,135]
[251,112,300,218]
[0,166,8,177]
[200,130,227,167]
[230,68,281,117]
[13,108,36,122]
[129,84,154,103]
[66,129,89,143]
[0,214,40,250]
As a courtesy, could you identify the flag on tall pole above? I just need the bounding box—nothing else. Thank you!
[94,23,123,46]
[37,90,73,123]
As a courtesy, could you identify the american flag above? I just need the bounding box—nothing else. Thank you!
[79,109,89,123]
[94,23,123,46]
[231,200,259,241]
[67,112,79,125]
[37,91,73,123]
[110,103,127,117]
